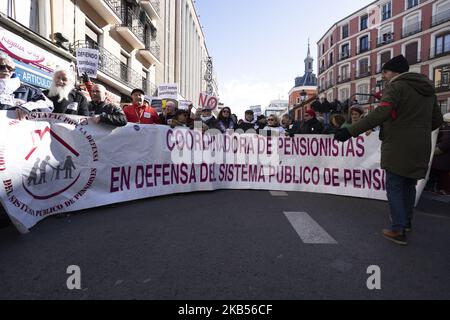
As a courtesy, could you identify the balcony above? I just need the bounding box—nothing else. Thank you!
[435,80,450,93]
[115,8,145,49]
[72,41,155,95]
[139,0,161,20]
[355,68,372,79]
[339,51,350,61]
[140,38,161,64]
[357,43,371,55]
[376,33,394,47]
[429,46,450,60]
[337,74,351,84]
[431,9,450,27]
[87,0,122,24]
[402,21,422,38]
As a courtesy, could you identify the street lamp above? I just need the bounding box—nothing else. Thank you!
[300,90,307,103]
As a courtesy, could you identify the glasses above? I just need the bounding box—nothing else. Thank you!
[0,64,14,72]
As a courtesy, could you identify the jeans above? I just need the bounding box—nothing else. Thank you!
[386,171,417,232]
[323,113,330,127]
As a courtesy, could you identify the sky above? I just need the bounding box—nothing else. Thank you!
[196,0,374,118]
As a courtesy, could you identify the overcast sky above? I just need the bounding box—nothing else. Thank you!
[196,0,374,118]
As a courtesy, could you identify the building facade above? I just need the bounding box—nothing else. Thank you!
[0,0,217,105]
[317,0,450,115]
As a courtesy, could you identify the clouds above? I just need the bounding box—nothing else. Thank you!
[220,76,292,118]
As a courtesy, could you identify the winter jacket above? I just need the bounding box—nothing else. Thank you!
[300,118,324,134]
[432,124,450,171]
[311,100,322,113]
[348,72,444,179]
[284,121,303,137]
[321,100,332,113]
[44,89,90,116]
[88,101,127,127]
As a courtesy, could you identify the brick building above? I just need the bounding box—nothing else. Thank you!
[317,0,450,115]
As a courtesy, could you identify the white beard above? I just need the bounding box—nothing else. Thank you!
[47,84,73,103]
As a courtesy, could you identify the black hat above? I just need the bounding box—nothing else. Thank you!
[175,109,188,117]
[382,55,410,74]
[245,110,254,115]
[131,88,145,96]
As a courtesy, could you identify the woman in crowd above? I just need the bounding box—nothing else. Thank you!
[431,113,450,195]
[324,114,346,134]
[343,106,364,128]
[216,107,236,133]
[260,114,285,136]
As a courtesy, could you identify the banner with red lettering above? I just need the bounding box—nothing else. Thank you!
[0,112,432,233]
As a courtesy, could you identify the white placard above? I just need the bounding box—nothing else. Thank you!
[76,48,99,79]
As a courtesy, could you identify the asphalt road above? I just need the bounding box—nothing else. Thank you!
[0,190,449,300]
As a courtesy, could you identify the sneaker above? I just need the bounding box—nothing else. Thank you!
[382,229,408,246]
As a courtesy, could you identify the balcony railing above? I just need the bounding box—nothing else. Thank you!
[150,0,161,16]
[72,41,155,95]
[431,9,450,27]
[337,74,351,84]
[357,43,371,55]
[402,21,422,38]
[121,7,145,43]
[429,46,450,60]
[355,68,371,79]
[376,33,394,47]
[435,80,450,93]
[144,38,161,61]
[339,51,350,61]
[104,0,122,18]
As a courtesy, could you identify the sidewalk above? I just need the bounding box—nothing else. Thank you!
[421,191,450,204]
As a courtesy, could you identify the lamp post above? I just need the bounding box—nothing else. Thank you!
[300,90,307,103]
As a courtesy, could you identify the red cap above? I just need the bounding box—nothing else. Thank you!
[305,109,316,118]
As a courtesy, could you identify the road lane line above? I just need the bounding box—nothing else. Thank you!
[270,191,288,197]
[284,212,338,244]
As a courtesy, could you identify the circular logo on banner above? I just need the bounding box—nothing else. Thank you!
[2,113,98,222]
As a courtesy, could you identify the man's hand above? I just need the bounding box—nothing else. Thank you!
[334,128,352,142]
[16,108,29,121]
[91,115,102,124]
[81,72,90,84]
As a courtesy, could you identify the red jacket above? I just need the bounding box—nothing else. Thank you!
[123,104,159,124]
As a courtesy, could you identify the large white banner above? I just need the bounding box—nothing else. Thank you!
[0,112,430,234]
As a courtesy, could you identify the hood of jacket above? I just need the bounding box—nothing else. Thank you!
[391,72,435,97]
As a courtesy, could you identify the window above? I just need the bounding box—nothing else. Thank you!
[120,52,129,82]
[342,24,349,39]
[341,65,350,81]
[1,0,39,33]
[403,14,421,37]
[435,32,450,56]
[407,0,419,9]
[380,51,392,70]
[322,44,325,55]
[357,84,370,103]
[142,69,149,93]
[85,24,99,48]
[434,65,450,93]
[379,25,394,45]
[382,2,392,21]
[360,15,368,31]
[330,35,334,46]
[359,35,369,53]
[340,88,350,101]
[341,43,350,59]
[329,52,334,66]
[405,42,419,64]
[432,0,450,26]
[359,58,369,76]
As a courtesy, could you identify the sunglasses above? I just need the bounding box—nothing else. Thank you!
[268,119,275,121]
[0,64,14,72]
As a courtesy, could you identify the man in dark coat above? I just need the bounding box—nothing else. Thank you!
[89,84,127,127]
[335,55,443,245]
[238,110,257,132]
[311,97,322,114]
[44,69,89,116]
[300,109,324,134]
[281,114,302,137]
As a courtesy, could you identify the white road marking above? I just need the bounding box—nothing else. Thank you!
[284,212,338,244]
[270,191,288,197]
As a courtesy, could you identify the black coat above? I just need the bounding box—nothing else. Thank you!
[238,121,257,132]
[44,89,89,116]
[202,116,217,129]
[321,100,332,113]
[311,100,322,113]
[285,121,302,137]
[0,84,46,110]
[88,101,127,127]
[300,118,324,135]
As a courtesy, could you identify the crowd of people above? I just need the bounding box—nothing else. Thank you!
[0,51,449,245]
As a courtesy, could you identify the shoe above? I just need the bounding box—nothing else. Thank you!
[382,229,408,246]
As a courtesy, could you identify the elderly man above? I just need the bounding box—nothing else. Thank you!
[123,88,159,124]
[88,84,127,127]
[44,68,89,116]
[0,52,50,113]
[158,100,177,126]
